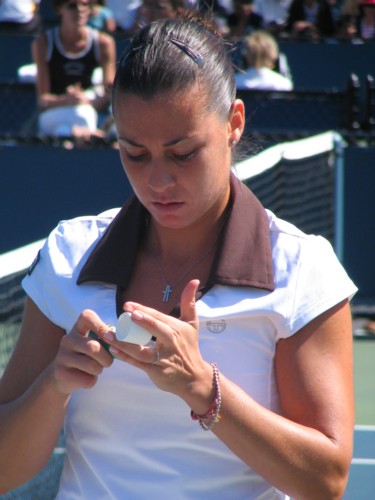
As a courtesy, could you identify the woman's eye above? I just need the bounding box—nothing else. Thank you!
[174,150,196,162]
[125,151,147,161]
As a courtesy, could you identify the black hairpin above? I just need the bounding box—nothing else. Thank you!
[169,37,203,66]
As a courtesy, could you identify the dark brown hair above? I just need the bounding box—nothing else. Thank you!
[112,12,236,120]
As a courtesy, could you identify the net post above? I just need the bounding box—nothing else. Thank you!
[333,133,346,263]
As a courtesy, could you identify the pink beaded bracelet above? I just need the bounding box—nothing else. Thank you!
[190,363,221,431]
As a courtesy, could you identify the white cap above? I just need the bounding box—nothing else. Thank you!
[115,312,152,345]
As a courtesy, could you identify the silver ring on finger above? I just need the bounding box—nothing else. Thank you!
[151,349,160,365]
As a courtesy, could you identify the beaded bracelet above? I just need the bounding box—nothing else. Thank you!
[190,363,221,431]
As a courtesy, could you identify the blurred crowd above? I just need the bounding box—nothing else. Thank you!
[0,0,374,144]
[0,0,374,42]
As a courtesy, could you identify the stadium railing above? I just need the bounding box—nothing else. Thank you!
[236,73,374,139]
[1,74,374,146]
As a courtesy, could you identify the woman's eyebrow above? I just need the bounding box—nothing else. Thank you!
[117,136,142,147]
[117,135,194,147]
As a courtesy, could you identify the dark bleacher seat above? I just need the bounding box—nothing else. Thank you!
[279,41,375,93]
[0,34,34,81]
[0,83,37,136]
[236,88,350,136]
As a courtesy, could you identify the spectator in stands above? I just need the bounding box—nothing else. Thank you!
[357,0,375,39]
[0,0,42,34]
[132,0,185,31]
[286,0,336,40]
[106,0,142,34]
[335,11,359,38]
[32,0,116,138]
[227,0,263,38]
[87,0,116,33]
[335,0,361,39]
[340,0,361,17]
[252,0,293,35]
[0,13,356,500]
[236,30,293,90]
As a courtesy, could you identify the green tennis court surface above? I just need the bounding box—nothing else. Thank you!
[344,337,375,499]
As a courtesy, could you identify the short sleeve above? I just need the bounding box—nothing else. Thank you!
[288,235,357,335]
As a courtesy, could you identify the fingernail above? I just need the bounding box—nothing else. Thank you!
[109,346,119,356]
[132,310,144,320]
[103,331,115,342]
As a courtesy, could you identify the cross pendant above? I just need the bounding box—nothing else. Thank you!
[162,284,173,302]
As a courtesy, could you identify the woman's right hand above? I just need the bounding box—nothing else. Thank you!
[49,310,113,396]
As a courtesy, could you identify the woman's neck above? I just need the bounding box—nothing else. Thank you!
[148,201,231,268]
[59,25,87,50]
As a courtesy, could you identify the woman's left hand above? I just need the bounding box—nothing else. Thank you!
[100,279,214,410]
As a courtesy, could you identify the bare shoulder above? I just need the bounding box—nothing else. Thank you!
[98,31,116,50]
[275,299,354,448]
[32,33,49,63]
[0,298,64,403]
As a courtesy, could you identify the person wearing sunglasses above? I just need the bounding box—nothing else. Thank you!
[32,0,116,138]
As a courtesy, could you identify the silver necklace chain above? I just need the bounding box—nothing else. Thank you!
[153,244,216,302]
[152,209,230,303]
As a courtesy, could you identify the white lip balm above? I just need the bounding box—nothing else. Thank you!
[115,312,152,345]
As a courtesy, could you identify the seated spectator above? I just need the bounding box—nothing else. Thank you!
[357,0,375,39]
[32,0,116,138]
[286,0,336,40]
[335,0,361,39]
[235,30,294,90]
[335,11,359,39]
[106,0,142,34]
[0,0,42,34]
[340,0,361,16]
[133,0,185,30]
[252,0,293,35]
[87,0,116,33]
[227,0,262,38]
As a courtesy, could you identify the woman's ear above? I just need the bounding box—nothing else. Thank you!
[228,99,245,146]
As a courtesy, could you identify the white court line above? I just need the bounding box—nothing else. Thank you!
[53,447,66,455]
[351,458,375,465]
[355,425,375,431]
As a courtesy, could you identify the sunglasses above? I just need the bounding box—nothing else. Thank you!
[66,2,90,10]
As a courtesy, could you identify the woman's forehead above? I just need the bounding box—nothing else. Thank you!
[113,85,210,116]
[114,89,226,141]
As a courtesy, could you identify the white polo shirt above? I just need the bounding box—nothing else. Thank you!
[236,68,293,91]
[23,176,357,499]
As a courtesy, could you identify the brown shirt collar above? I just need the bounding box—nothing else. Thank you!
[77,174,274,292]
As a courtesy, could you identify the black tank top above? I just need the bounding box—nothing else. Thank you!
[46,27,100,95]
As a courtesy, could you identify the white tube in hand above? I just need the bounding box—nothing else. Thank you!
[116,312,152,345]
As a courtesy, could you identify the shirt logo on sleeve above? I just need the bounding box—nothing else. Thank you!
[206,320,227,334]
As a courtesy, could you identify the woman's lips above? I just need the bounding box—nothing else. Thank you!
[152,201,184,212]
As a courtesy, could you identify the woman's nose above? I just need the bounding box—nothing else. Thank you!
[148,161,175,192]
